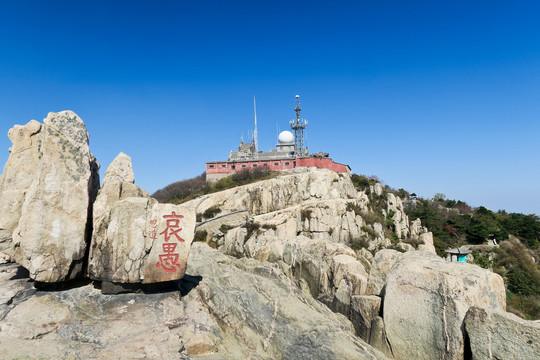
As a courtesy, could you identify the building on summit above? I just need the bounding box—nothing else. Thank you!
[205,95,350,183]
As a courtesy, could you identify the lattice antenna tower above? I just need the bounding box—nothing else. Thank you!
[289,94,308,157]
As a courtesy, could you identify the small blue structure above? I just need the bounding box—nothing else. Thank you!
[446,247,472,263]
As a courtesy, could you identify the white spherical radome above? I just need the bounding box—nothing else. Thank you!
[278,131,294,143]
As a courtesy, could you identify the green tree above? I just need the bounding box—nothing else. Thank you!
[467,217,489,244]
[433,193,446,201]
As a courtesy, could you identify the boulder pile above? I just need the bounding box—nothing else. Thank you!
[0,112,194,285]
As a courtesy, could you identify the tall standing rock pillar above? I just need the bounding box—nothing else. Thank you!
[0,111,99,282]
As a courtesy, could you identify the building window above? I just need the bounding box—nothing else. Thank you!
[209,164,215,168]
[241,164,246,168]
[253,164,257,167]
[221,164,227,168]
[263,163,268,167]
[285,162,290,166]
[274,162,279,166]
[231,165,236,169]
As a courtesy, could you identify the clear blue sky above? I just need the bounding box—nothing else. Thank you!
[1,1,539,215]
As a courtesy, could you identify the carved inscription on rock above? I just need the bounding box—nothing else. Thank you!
[142,204,195,283]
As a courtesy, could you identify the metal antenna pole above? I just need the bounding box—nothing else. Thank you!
[253,97,258,158]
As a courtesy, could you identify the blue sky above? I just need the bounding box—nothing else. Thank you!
[0,1,539,215]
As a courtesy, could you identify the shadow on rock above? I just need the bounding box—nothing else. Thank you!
[34,278,93,291]
[177,274,203,296]
[95,274,203,295]
[8,265,30,280]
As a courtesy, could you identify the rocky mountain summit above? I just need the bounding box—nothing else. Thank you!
[0,112,538,359]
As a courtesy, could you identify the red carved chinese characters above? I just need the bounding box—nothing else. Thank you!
[155,211,185,273]
[156,243,180,272]
[148,219,158,240]
[160,212,185,242]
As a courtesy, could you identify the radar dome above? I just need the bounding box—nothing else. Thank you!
[278,131,294,144]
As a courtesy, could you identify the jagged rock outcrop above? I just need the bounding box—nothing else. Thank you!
[0,243,387,359]
[190,167,443,353]
[386,193,410,239]
[0,111,99,282]
[186,168,359,216]
[0,120,42,254]
[187,243,386,359]
[88,153,194,284]
[191,168,433,259]
[229,233,369,306]
[417,231,436,253]
[464,306,540,360]
[92,152,148,221]
[384,251,506,360]
[222,230,384,345]
[350,295,382,341]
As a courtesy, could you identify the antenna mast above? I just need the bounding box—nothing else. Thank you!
[289,94,308,157]
[253,96,258,158]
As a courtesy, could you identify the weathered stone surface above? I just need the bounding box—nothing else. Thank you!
[0,243,387,360]
[0,120,43,254]
[350,295,382,341]
[102,152,135,187]
[89,152,195,285]
[88,199,195,284]
[92,152,148,221]
[395,242,414,252]
[0,294,71,339]
[417,231,436,253]
[464,306,540,360]
[282,236,358,301]
[227,231,374,325]
[366,249,403,296]
[356,247,373,273]
[386,193,409,239]
[369,316,393,358]
[187,243,387,360]
[409,217,423,237]
[384,251,506,360]
[0,273,194,359]
[222,226,248,258]
[196,210,249,237]
[0,251,11,264]
[0,263,35,321]
[219,197,387,255]
[190,168,415,256]
[331,254,368,295]
[371,183,384,196]
[2,111,99,282]
[244,234,285,263]
[185,168,358,217]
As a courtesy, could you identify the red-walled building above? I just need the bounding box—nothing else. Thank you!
[206,96,350,183]
[206,155,350,183]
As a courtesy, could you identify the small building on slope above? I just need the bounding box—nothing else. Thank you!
[206,95,350,183]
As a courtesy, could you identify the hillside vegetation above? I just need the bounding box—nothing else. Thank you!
[403,196,540,319]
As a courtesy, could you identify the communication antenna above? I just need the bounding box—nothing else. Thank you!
[253,96,258,158]
[289,94,308,157]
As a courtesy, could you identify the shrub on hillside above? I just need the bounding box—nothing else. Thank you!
[152,169,278,204]
[350,173,380,192]
[152,172,207,203]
